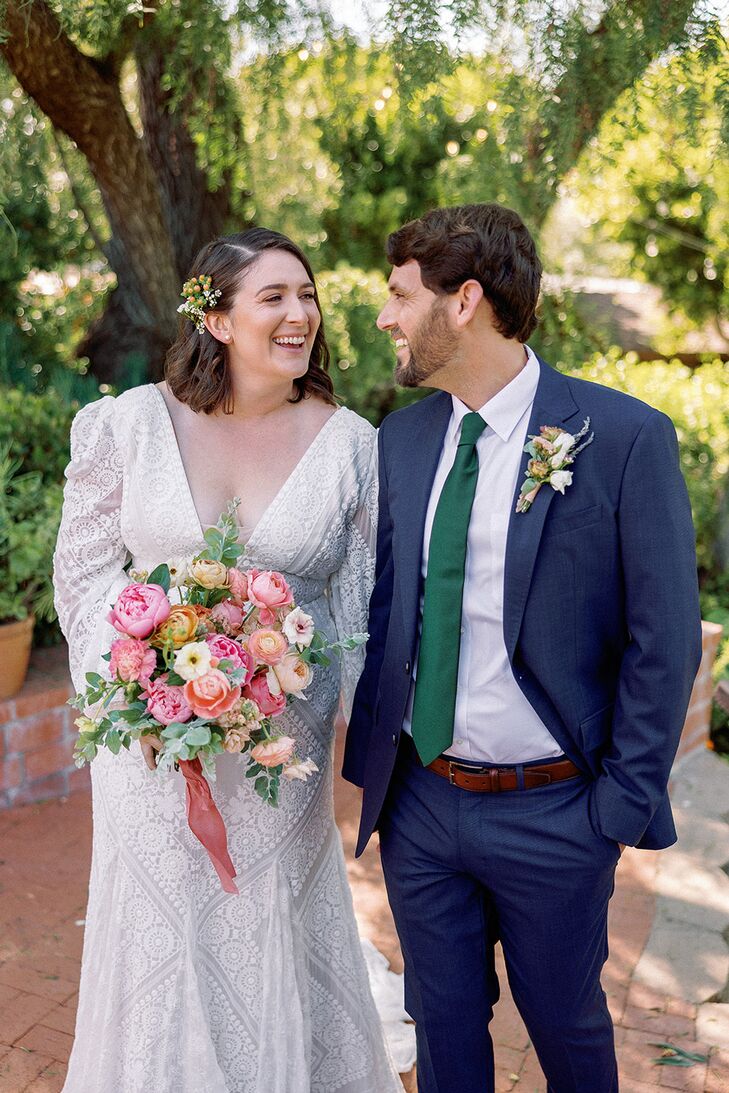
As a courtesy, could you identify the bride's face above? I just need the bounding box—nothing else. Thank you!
[213,250,321,385]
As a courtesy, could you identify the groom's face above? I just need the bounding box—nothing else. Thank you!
[378,260,458,388]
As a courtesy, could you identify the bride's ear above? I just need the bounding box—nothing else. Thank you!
[204,311,232,344]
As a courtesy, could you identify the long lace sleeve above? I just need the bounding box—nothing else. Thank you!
[53,396,131,693]
[329,432,378,722]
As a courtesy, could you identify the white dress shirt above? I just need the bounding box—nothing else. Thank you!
[402,346,563,764]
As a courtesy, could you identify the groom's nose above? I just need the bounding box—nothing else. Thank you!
[376,302,393,330]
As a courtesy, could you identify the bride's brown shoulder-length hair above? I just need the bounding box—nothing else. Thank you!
[165,227,337,414]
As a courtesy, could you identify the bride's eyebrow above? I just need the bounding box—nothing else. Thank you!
[255,281,316,295]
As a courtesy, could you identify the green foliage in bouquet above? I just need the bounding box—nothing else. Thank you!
[0,448,62,623]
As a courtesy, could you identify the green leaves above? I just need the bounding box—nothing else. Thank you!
[147,563,170,593]
[649,1042,708,1067]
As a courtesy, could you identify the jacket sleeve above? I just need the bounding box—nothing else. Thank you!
[341,423,395,787]
[591,410,703,846]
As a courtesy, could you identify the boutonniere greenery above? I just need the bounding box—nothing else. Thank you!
[516,418,594,514]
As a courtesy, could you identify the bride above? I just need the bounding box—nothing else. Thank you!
[53,227,403,1092]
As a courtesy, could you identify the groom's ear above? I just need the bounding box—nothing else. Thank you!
[453,279,484,329]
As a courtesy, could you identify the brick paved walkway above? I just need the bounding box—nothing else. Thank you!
[0,737,728,1091]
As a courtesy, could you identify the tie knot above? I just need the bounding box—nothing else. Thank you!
[458,411,486,448]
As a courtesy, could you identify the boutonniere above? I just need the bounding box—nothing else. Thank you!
[516,418,594,513]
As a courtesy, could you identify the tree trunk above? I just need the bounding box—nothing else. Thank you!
[1,0,181,382]
[134,31,236,279]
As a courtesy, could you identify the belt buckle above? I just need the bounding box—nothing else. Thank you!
[448,761,456,785]
[489,768,501,792]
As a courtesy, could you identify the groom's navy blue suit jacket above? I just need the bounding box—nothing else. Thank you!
[343,358,703,856]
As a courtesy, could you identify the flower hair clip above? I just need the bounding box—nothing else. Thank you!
[177,274,222,333]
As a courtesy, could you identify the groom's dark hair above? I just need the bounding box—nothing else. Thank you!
[386,203,542,342]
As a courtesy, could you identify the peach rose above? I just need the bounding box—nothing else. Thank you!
[250,736,296,768]
[272,653,313,695]
[152,605,200,648]
[183,670,241,719]
[246,569,292,611]
[247,629,289,666]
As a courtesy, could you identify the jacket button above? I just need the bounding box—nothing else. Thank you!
[405,660,411,673]
[392,734,398,746]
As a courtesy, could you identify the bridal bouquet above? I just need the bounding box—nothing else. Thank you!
[71,501,365,892]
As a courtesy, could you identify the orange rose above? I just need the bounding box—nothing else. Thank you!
[183,670,241,719]
[152,605,200,648]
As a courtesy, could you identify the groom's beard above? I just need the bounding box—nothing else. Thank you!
[395,298,458,388]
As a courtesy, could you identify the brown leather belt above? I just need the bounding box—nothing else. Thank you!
[425,754,582,793]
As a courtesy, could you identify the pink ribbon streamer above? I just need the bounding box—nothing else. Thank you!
[178,758,239,894]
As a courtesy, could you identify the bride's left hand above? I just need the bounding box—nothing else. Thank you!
[140,734,163,771]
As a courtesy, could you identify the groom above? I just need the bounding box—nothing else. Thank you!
[343,203,702,1092]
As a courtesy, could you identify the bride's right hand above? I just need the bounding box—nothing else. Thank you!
[140,734,163,771]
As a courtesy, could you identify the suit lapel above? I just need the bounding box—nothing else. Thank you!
[397,391,452,647]
[503,360,581,660]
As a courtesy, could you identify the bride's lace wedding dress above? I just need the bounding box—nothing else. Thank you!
[53,385,403,1093]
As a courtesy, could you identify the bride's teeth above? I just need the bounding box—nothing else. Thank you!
[273,336,306,345]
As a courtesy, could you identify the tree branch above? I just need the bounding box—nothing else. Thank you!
[1,0,179,329]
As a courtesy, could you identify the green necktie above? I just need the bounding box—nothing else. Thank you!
[411,411,487,765]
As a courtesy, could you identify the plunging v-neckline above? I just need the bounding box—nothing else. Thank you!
[148,384,343,549]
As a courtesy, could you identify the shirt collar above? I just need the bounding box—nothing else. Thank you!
[451,345,540,444]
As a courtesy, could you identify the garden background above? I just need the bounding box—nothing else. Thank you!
[1,0,728,747]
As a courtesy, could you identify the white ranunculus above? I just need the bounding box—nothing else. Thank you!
[282,607,316,648]
[174,641,213,680]
[549,469,573,494]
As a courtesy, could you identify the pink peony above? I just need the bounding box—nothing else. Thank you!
[109,638,157,687]
[183,670,241,719]
[251,735,296,768]
[210,599,245,635]
[244,671,287,717]
[143,675,192,726]
[109,583,170,640]
[227,568,248,603]
[205,634,254,683]
[247,629,289,666]
[246,569,293,612]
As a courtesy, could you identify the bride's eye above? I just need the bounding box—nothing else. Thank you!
[301,292,316,300]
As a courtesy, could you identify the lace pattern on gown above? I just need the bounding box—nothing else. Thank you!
[53,386,401,1093]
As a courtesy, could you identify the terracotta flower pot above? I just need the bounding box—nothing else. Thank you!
[0,615,35,700]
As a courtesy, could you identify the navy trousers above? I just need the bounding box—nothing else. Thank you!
[378,736,620,1093]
